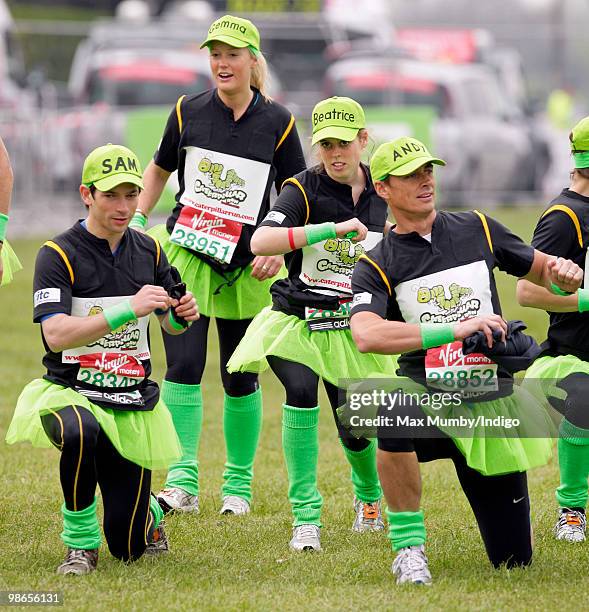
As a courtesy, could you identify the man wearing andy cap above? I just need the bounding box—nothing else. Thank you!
[6,144,199,575]
[348,136,583,584]
[518,116,589,544]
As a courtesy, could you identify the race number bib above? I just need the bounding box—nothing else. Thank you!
[76,353,145,388]
[180,147,270,226]
[425,341,498,395]
[305,299,351,332]
[300,232,383,295]
[171,206,242,264]
[63,296,150,388]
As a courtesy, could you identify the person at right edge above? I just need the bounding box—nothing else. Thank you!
[131,15,306,517]
[518,116,589,544]
[349,136,582,585]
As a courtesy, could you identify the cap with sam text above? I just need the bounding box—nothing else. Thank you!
[82,144,144,191]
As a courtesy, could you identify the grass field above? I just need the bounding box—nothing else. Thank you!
[1,209,588,611]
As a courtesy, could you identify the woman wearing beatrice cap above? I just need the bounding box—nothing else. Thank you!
[227,96,398,551]
[519,115,589,544]
[0,136,22,287]
[131,15,306,517]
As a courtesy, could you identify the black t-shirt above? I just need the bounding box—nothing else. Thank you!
[33,222,176,411]
[531,188,589,360]
[154,88,306,273]
[350,210,535,399]
[258,164,388,317]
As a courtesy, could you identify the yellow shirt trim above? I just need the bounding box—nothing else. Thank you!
[44,241,74,284]
[358,254,392,296]
[473,210,493,254]
[281,177,310,224]
[541,204,584,249]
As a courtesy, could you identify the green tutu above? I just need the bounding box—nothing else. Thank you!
[523,353,589,406]
[227,307,399,387]
[1,240,22,287]
[149,224,284,319]
[5,379,181,471]
[339,377,555,476]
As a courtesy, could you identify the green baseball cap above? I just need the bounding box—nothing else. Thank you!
[570,116,589,168]
[370,137,446,180]
[200,14,260,53]
[311,97,365,145]
[82,144,144,191]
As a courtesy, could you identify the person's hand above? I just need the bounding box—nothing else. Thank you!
[335,218,367,242]
[454,314,508,348]
[171,291,199,322]
[251,254,283,281]
[548,257,583,294]
[130,285,172,317]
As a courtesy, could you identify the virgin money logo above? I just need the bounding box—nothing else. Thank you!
[78,353,144,378]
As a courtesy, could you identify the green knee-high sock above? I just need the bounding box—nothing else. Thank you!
[386,509,426,551]
[556,418,589,509]
[221,387,263,502]
[282,404,323,527]
[340,438,382,503]
[149,494,164,530]
[163,381,202,496]
[61,496,101,550]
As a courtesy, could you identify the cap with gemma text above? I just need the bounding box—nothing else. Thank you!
[200,14,260,53]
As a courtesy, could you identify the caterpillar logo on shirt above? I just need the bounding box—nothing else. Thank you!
[417,283,473,310]
[34,288,61,307]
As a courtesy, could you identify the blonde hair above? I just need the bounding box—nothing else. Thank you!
[250,49,271,100]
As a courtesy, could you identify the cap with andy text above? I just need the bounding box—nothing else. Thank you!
[570,116,589,169]
[82,144,144,191]
[311,97,365,145]
[200,14,260,53]
[370,137,446,180]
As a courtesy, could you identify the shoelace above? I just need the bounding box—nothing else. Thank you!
[559,511,586,529]
[63,549,95,567]
[224,497,248,512]
[395,548,428,573]
[296,524,319,540]
[362,503,379,520]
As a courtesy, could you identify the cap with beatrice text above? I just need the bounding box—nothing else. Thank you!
[200,14,260,53]
[82,144,144,191]
[370,137,446,180]
[311,97,365,145]
[570,116,589,168]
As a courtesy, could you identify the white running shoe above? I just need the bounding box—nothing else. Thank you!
[220,495,250,516]
[289,524,322,552]
[392,545,432,585]
[554,508,586,543]
[352,498,385,532]
[157,487,199,514]
[56,548,98,576]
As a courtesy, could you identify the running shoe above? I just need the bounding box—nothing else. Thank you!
[289,524,322,552]
[352,498,385,532]
[156,487,199,514]
[392,545,432,585]
[554,508,586,543]
[145,521,169,555]
[220,495,250,516]
[56,548,99,576]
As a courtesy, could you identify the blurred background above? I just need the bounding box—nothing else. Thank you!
[2,0,588,236]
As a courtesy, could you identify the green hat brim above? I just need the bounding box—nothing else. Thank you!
[384,155,446,179]
[92,173,144,191]
[200,35,252,50]
[311,125,361,146]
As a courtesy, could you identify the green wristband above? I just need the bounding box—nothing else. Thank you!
[129,211,147,229]
[550,282,573,296]
[420,323,455,349]
[0,213,8,242]
[578,289,589,313]
[304,222,337,246]
[103,299,137,331]
[167,309,186,331]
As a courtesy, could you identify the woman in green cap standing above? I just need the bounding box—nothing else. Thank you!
[228,96,397,551]
[132,15,306,517]
[519,115,589,544]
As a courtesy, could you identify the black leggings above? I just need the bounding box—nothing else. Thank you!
[379,435,532,569]
[41,406,152,562]
[163,314,258,397]
[267,355,370,452]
